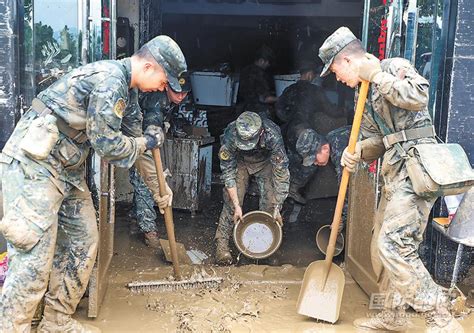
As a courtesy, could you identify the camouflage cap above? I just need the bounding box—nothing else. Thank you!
[296,129,327,166]
[173,71,192,93]
[319,27,358,77]
[144,35,187,92]
[235,111,263,151]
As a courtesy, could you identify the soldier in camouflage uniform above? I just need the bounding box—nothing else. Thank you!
[216,112,289,264]
[292,126,350,229]
[128,74,191,248]
[275,60,333,129]
[0,35,187,332]
[237,46,278,118]
[320,27,463,332]
[275,60,339,204]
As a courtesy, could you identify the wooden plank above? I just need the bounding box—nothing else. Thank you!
[88,157,115,317]
[345,165,380,297]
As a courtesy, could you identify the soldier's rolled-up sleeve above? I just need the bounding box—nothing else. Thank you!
[373,60,429,111]
[86,79,142,169]
[268,131,290,206]
[135,150,161,198]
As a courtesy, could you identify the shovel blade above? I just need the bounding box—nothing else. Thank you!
[296,260,345,323]
[159,239,191,264]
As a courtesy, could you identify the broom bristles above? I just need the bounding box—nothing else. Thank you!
[127,277,224,293]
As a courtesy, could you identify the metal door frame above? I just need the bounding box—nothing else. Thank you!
[86,0,117,318]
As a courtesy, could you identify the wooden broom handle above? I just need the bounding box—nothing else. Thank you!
[152,148,181,280]
[322,81,370,284]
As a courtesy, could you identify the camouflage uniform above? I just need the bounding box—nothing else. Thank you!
[318,26,462,332]
[0,36,186,332]
[237,64,274,117]
[216,113,289,243]
[293,126,350,223]
[275,76,337,204]
[326,126,351,185]
[285,123,325,202]
[356,57,445,315]
[275,80,333,129]
[128,91,174,234]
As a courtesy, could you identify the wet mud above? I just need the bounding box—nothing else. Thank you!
[70,184,474,332]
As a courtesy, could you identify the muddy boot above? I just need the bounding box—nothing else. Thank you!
[353,309,412,331]
[425,308,464,333]
[287,202,303,224]
[144,231,161,249]
[129,219,139,235]
[37,308,101,333]
[215,238,232,265]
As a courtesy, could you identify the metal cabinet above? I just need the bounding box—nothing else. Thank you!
[163,137,215,215]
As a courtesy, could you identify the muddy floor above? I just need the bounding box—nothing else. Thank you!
[70,184,473,332]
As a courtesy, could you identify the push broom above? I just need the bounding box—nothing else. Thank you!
[127,148,223,293]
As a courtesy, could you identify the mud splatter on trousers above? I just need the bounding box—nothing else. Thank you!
[216,163,277,241]
[0,159,98,332]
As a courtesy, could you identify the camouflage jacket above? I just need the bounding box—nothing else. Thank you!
[121,89,178,204]
[121,90,175,138]
[326,125,350,178]
[237,64,274,113]
[121,88,143,138]
[359,57,436,193]
[140,91,176,129]
[219,118,289,205]
[2,58,144,189]
[275,80,333,124]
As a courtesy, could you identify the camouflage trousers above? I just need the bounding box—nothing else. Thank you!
[0,159,98,332]
[216,163,277,242]
[129,166,157,233]
[287,150,316,192]
[374,176,445,312]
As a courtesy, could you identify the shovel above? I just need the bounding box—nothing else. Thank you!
[296,80,370,323]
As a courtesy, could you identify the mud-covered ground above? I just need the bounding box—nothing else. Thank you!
[71,183,473,332]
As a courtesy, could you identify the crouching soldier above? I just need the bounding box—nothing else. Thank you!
[0,35,186,332]
[127,73,191,247]
[215,111,289,264]
[291,126,350,229]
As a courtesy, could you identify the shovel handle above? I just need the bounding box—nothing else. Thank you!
[152,148,181,280]
[322,80,369,287]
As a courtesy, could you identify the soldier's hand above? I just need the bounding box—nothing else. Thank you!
[144,125,165,150]
[341,142,362,173]
[233,205,243,224]
[273,206,283,226]
[358,53,382,82]
[154,182,173,214]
